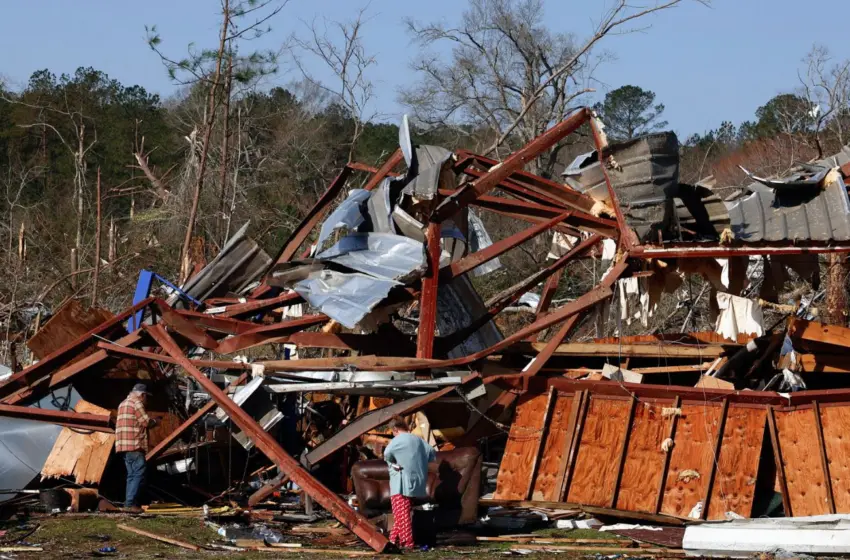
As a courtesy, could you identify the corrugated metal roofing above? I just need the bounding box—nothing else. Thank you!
[725,174,850,242]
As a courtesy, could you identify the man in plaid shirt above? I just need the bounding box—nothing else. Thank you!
[116,383,158,512]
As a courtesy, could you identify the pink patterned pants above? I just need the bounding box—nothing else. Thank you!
[389,494,414,549]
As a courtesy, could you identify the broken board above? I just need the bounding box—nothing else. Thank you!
[41,400,115,484]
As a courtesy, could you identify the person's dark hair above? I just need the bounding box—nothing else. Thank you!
[388,416,409,432]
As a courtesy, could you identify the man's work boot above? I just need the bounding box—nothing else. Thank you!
[123,505,144,514]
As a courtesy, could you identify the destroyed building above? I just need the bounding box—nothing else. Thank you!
[3,106,850,555]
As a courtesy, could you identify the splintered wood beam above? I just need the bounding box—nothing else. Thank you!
[145,324,388,553]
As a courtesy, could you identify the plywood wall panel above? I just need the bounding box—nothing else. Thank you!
[494,393,550,500]
[616,402,668,512]
[775,408,830,516]
[817,405,850,512]
[567,397,630,506]
[531,392,575,501]
[660,403,722,517]
[707,406,766,520]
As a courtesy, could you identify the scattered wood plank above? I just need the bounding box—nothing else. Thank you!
[116,524,201,551]
[789,318,850,350]
[479,498,686,526]
[510,544,686,556]
[477,537,627,545]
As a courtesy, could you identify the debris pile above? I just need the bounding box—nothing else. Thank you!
[3,106,850,556]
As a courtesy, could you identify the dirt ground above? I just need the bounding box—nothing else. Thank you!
[0,515,639,559]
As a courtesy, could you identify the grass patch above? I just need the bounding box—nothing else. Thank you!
[27,515,217,558]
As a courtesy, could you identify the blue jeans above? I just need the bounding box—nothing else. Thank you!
[123,451,146,507]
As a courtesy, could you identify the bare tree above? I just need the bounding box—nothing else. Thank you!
[146,0,285,282]
[402,0,708,176]
[0,95,97,283]
[799,45,850,157]
[2,163,42,267]
[292,7,377,162]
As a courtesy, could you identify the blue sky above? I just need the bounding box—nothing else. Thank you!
[1,0,847,139]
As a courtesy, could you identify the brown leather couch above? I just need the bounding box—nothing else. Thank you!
[351,447,482,526]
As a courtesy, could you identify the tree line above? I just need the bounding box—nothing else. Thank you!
[2,0,848,354]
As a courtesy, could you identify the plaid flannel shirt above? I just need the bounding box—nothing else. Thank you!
[115,395,150,453]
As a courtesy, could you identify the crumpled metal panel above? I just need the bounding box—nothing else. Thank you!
[739,166,831,192]
[726,174,850,242]
[294,270,397,329]
[467,210,502,276]
[0,387,81,502]
[402,145,453,200]
[316,189,371,249]
[172,222,272,306]
[560,132,680,242]
[367,180,396,234]
[316,232,426,283]
[437,275,503,358]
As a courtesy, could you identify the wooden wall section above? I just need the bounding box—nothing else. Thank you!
[615,400,669,512]
[531,392,575,501]
[660,403,723,517]
[493,385,850,521]
[706,406,766,520]
[566,396,630,506]
[774,407,831,516]
[494,392,550,500]
[820,404,850,512]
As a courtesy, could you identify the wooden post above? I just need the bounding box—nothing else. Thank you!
[701,399,729,519]
[610,397,637,509]
[560,391,591,501]
[525,387,557,500]
[91,168,102,307]
[813,401,836,514]
[655,396,681,514]
[767,406,792,517]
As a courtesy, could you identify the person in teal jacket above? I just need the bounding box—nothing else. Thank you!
[383,416,436,549]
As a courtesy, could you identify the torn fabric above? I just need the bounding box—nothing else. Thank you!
[715,293,764,340]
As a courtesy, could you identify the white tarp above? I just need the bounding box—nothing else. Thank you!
[715,292,764,340]
[683,515,850,557]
